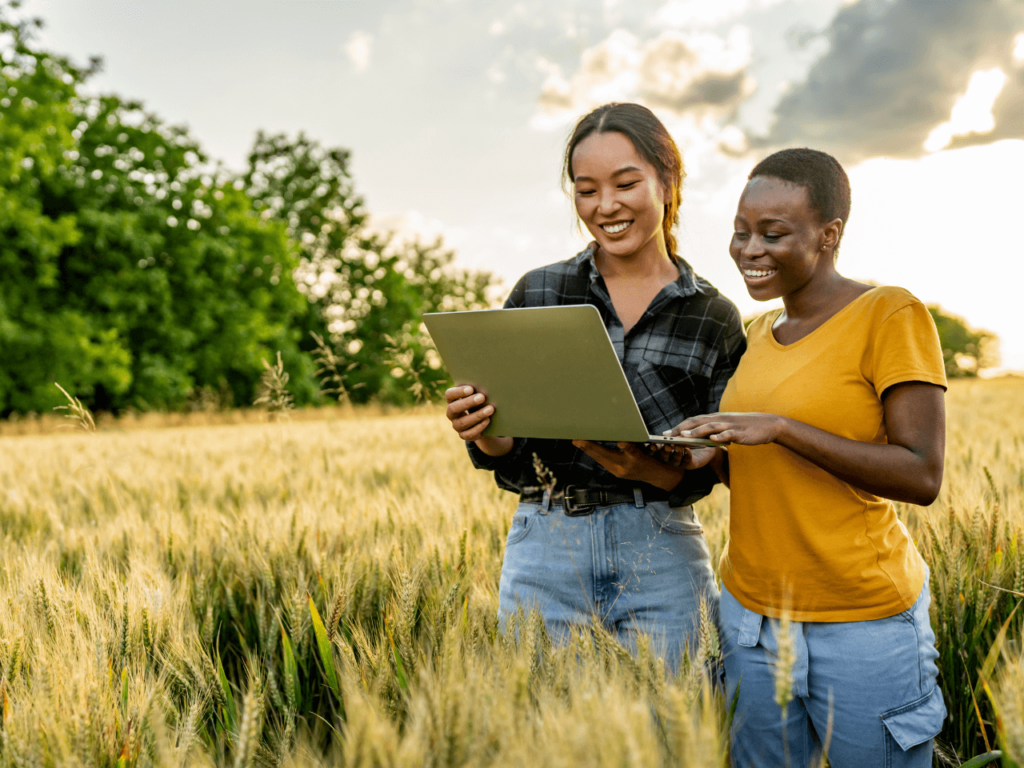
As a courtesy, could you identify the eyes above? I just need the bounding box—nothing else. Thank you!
[575,180,640,196]
[732,231,784,242]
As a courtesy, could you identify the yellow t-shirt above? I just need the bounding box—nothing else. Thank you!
[719,286,947,622]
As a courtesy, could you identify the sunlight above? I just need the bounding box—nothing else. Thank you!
[924,68,1007,152]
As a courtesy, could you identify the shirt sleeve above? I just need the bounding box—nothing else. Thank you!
[707,302,747,412]
[466,437,528,472]
[668,299,746,507]
[871,301,948,397]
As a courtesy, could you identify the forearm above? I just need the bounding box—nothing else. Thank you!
[773,417,942,505]
[473,435,514,457]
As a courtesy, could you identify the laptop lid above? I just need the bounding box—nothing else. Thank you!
[423,305,653,442]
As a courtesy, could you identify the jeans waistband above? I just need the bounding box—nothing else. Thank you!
[520,485,670,516]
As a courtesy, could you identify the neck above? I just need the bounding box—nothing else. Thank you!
[780,264,848,320]
[595,238,675,281]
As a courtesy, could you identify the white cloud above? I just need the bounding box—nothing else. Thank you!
[651,0,787,29]
[533,26,751,117]
[345,31,373,72]
[924,68,1008,152]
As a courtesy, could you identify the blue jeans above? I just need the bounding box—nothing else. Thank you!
[721,576,946,768]
[497,497,719,669]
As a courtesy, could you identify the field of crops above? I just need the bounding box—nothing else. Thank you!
[1,378,1023,767]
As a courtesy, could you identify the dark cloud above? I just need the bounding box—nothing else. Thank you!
[751,0,1024,164]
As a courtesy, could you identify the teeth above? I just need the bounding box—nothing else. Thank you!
[744,269,776,278]
[602,221,631,234]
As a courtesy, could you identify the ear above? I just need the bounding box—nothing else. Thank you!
[821,218,843,251]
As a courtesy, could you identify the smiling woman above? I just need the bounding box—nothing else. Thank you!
[670,148,949,767]
[442,102,746,669]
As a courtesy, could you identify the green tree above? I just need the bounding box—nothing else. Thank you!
[241,132,499,405]
[0,4,316,414]
[927,305,998,379]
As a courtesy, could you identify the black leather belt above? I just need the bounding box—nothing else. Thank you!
[521,485,670,517]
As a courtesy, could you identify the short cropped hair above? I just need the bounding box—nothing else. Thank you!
[749,148,851,250]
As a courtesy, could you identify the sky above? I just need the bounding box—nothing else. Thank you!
[21,0,1024,370]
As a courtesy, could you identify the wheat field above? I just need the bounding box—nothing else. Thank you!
[0,378,1022,767]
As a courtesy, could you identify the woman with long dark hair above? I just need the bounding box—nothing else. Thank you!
[443,103,745,667]
[669,148,947,766]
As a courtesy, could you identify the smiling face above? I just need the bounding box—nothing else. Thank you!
[730,175,840,301]
[570,131,669,263]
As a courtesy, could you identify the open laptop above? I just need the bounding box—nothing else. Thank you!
[423,305,719,447]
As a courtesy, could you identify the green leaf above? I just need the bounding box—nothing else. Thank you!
[959,751,1002,768]
[974,601,1020,702]
[120,666,129,711]
[280,626,299,712]
[308,594,343,708]
[387,625,408,694]
[215,649,237,737]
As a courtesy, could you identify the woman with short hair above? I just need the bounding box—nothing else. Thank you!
[671,147,947,767]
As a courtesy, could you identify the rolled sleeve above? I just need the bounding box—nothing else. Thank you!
[466,437,527,472]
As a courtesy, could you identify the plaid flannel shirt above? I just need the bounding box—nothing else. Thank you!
[467,244,747,507]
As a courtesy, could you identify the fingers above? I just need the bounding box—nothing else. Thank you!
[450,402,495,435]
[665,414,718,436]
[443,386,496,442]
[445,385,474,403]
[457,415,492,442]
[445,389,489,423]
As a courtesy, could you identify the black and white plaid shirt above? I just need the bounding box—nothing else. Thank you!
[468,243,747,507]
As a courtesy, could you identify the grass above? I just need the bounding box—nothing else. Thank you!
[0,377,1022,766]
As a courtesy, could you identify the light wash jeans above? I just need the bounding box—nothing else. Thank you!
[497,496,719,669]
[721,574,946,768]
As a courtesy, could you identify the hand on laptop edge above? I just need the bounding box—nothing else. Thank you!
[444,385,514,457]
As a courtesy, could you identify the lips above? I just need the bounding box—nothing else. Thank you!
[740,265,778,286]
[600,220,632,235]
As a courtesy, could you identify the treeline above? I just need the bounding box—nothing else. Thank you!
[0,4,496,416]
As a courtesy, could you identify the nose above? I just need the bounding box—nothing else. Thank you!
[597,187,620,216]
[740,234,765,259]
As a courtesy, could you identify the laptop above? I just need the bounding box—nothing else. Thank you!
[423,304,719,447]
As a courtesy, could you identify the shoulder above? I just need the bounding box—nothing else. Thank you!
[684,267,745,329]
[506,249,593,308]
[745,309,782,341]
[855,285,931,326]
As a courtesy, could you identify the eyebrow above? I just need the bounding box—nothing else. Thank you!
[734,216,790,226]
[574,166,644,183]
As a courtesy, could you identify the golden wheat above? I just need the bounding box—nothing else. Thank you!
[0,378,1020,765]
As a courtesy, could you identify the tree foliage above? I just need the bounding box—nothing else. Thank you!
[0,4,314,414]
[241,132,498,405]
[927,305,998,379]
[0,2,498,415]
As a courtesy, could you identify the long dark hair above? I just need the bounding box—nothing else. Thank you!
[562,103,685,261]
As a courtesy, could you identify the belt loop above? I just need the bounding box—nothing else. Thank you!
[540,488,552,514]
[633,488,645,508]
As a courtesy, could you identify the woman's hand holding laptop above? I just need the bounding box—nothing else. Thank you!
[444,385,513,457]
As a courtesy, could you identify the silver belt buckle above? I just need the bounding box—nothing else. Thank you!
[562,485,596,517]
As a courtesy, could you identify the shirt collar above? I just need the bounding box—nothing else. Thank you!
[573,242,700,298]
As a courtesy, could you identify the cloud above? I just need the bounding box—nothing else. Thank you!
[750,0,1024,164]
[345,31,373,72]
[532,26,754,129]
[651,0,788,29]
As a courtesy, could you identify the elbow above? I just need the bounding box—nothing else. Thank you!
[907,467,943,507]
